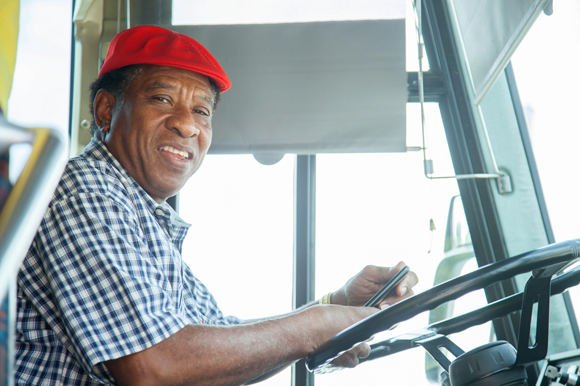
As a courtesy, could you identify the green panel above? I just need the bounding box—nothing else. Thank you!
[478,72,576,355]
[478,73,547,257]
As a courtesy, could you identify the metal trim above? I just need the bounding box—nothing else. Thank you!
[292,155,316,386]
[421,0,521,346]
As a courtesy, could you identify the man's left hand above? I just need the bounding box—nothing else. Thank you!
[331,262,418,309]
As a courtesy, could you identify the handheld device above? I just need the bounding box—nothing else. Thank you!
[364,265,410,307]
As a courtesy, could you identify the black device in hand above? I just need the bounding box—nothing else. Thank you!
[364,265,410,307]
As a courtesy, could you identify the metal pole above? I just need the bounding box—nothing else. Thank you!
[292,155,316,386]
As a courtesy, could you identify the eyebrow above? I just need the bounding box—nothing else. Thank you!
[145,82,215,106]
[146,82,177,91]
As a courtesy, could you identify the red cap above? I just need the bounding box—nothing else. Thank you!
[98,25,231,92]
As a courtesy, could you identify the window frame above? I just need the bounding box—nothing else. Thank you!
[419,1,580,384]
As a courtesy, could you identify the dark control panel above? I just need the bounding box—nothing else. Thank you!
[537,349,580,385]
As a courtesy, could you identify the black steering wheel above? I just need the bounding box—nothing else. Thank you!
[306,239,580,376]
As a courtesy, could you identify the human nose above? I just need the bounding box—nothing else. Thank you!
[166,106,201,138]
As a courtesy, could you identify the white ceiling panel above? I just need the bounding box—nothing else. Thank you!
[173,19,407,155]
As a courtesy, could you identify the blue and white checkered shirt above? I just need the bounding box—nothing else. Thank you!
[16,138,241,385]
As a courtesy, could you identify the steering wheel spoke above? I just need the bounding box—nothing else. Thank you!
[306,239,580,373]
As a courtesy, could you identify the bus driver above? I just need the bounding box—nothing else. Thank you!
[16,25,418,386]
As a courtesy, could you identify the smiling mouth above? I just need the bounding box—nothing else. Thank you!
[159,145,190,160]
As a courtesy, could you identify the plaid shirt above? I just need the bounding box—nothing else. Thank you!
[16,138,241,385]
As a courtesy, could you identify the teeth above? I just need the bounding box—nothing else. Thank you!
[161,146,189,159]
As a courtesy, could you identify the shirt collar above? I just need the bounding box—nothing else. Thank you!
[81,138,186,223]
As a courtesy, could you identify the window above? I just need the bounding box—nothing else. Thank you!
[179,154,294,385]
[510,0,580,339]
[8,0,71,142]
[511,0,580,244]
[314,104,475,385]
[179,154,294,320]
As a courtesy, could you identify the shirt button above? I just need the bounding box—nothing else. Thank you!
[155,209,163,216]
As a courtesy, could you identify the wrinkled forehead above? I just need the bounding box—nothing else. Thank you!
[129,65,215,101]
[137,65,211,86]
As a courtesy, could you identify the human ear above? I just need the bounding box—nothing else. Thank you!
[94,89,117,134]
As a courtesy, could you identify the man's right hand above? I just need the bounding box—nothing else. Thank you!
[312,304,378,369]
[106,302,378,386]
[330,341,372,369]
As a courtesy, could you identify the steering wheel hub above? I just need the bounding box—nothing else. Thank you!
[449,341,526,386]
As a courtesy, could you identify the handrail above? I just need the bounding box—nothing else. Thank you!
[0,117,66,302]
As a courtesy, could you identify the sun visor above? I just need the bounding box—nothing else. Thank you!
[448,0,551,104]
[172,20,407,155]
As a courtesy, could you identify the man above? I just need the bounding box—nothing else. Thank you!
[16,26,418,385]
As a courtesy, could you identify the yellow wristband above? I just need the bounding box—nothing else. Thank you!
[319,292,333,305]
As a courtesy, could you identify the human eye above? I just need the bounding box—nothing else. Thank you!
[153,96,171,104]
[194,108,211,116]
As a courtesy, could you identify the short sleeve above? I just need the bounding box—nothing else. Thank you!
[20,191,189,382]
[181,266,245,326]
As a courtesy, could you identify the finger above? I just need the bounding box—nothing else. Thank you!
[343,343,371,367]
[341,354,359,368]
[396,269,419,297]
[359,264,391,284]
[356,342,371,359]
[330,343,371,368]
[379,289,415,309]
[330,351,357,368]
[374,262,417,297]
[372,261,407,285]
